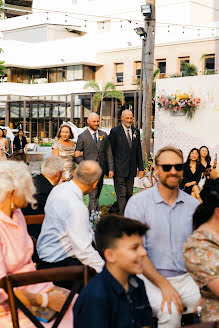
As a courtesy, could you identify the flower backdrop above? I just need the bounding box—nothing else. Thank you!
[155,92,201,119]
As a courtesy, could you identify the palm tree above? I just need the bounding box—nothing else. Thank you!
[0,48,7,77]
[84,80,125,122]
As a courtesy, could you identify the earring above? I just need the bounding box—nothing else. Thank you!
[11,200,14,212]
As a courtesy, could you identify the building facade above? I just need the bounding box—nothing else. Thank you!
[0,0,218,138]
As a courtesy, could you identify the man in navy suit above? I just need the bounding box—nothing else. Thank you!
[109,110,144,215]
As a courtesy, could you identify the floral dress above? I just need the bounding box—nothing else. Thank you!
[183,230,219,322]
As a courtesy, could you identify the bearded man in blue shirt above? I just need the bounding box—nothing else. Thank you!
[125,146,201,328]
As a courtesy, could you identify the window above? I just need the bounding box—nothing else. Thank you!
[83,65,95,81]
[178,57,190,74]
[115,63,124,84]
[156,59,166,78]
[66,65,83,81]
[135,61,141,80]
[204,55,215,74]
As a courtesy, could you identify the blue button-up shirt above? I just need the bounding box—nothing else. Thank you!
[73,266,152,328]
[125,184,199,277]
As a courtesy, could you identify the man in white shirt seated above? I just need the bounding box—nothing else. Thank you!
[37,160,104,289]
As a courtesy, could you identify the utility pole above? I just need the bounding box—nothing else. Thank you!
[142,0,156,162]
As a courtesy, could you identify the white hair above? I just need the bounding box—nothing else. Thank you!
[121,109,133,117]
[75,160,102,185]
[41,156,64,177]
[0,161,36,208]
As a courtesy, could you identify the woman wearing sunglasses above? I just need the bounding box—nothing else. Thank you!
[180,148,205,197]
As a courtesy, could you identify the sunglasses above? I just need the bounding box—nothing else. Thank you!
[157,164,183,172]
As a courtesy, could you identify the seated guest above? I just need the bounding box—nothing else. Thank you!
[37,160,104,288]
[0,160,74,328]
[22,156,64,239]
[184,178,219,323]
[74,215,152,328]
[180,148,205,196]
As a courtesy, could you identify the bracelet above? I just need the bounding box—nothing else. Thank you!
[40,293,48,308]
[196,194,200,198]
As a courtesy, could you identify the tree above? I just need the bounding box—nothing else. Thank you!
[0,49,7,77]
[180,61,198,76]
[0,1,6,77]
[84,80,125,123]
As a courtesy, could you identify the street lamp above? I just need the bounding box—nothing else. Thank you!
[134,26,147,129]
[134,27,147,39]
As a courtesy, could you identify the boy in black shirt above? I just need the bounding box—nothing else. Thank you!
[73,215,152,328]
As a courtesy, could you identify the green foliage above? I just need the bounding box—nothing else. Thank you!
[180,61,198,76]
[0,48,7,77]
[84,80,100,93]
[84,80,125,113]
[168,73,181,78]
[200,53,206,61]
[153,68,160,80]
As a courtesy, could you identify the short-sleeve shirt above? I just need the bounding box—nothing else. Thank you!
[125,184,199,277]
[183,230,219,322]
[73,266,152,328]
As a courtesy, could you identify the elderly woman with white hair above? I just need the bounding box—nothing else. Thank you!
[0,161,74,327]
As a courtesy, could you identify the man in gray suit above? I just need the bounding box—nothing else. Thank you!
[75,113,114,212]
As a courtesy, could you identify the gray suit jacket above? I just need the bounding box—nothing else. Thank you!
[75,129,114,174]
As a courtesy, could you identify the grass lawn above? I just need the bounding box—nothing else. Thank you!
[84,184,143,207]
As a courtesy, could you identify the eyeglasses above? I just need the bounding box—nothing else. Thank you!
[157,164,183,172]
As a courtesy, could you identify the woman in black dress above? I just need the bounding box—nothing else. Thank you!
[180,148,205,195]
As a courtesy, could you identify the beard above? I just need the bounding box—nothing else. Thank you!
[160,175,182,190]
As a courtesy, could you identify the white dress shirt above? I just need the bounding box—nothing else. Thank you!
[37,180,104,273]
[88,128,99,141]
[122,124,132,141]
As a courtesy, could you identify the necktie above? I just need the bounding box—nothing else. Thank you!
[93,132,98,144]
[127,129,132,148]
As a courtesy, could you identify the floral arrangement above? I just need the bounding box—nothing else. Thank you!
[89,210,102,231]
[155,92,201,119]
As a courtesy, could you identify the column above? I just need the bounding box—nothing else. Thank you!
[5,95,10,126]
[134,91,137,127]
[70,93,74,123]
[115,99,118,127]
[49,104,53,138]
[111,99,114,128]
[23,100,26,136]
[90,94,93,112]
[29,103,32,140]
[80,102,84,128]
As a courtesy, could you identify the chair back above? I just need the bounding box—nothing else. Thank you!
[24,214,45,225]
[0,265,94,328]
